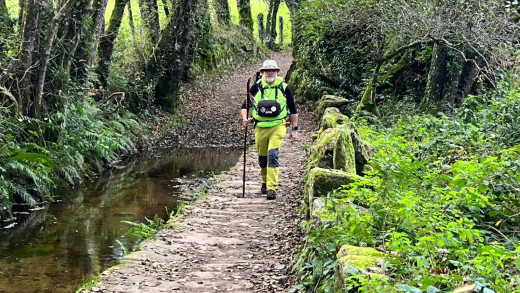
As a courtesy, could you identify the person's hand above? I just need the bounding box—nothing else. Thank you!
[290,130,298,143]
[242,118,251,127]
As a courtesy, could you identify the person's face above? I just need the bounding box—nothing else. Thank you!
[262,70,278,84]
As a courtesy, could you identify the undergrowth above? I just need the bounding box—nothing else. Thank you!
[294,81,520,292]
[0,98,142,220]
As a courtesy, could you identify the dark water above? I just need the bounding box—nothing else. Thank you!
[0,147,241,293]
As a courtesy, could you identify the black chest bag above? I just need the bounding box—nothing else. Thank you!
[257,84,285,117]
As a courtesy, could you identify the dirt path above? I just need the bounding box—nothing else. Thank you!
[86,52,318,292]
[158,51,296,148]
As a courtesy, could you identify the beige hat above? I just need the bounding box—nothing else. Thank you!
[260,60,281,72]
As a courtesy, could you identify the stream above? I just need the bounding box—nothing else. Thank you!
[0,147,242,293]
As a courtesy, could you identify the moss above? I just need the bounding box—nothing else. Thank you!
[304,167,362,218]
[317,107,349,137]
[356,62,382,115]
[341,255,380,269]
[334,124,356,174]
[338,245,387,259]
[349,126,374,175]
[335,245,397,292]
[307,128,338,175]
[306,124,357,184]
[377,50,411,85]
[317,95,351,120]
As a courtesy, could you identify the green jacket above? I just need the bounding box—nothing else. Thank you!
[252,77,288,128]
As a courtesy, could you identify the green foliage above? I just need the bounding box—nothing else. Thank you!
[120,204,185,252]
[291,229,340,293]
[289,0,375,102]
[122,214,166,241]
[75,274,101,293]
[0,97,142,220]
[296,79,520,292]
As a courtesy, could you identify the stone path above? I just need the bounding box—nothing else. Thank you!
[86,108,316,292]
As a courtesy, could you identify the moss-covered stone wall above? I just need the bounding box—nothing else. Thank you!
[297,95,399,292]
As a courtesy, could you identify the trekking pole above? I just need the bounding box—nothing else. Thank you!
[242,78,251,198]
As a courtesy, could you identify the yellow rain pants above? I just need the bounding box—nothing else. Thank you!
[254,122,287,191]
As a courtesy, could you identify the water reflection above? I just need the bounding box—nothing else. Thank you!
[0,147,241,293]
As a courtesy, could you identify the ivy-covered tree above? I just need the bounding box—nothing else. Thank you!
[284,0,300,17]
[139,0,160,45]
[354,0,520,113]
[145,0,204,111]
[72,0,109,85]
[213,0,230,25]
[237,0,253,31]
[265,0,280,49]
[96,0,129,88]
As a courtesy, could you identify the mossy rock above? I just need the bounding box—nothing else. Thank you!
[303,168,362,218]
[308,197,330,232]
[348,126,374,175]
[307,128,337,173]
[335,245,394,292]
[308,196,356,232]
[307,125,356,175]
[318,107,348,136]
[317,95,353,121]
[334,124,356,174]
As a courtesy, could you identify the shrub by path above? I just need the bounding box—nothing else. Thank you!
[85,52,318,292]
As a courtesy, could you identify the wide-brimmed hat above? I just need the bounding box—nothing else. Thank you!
[260,60,281,72]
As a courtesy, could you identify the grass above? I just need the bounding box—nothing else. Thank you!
[75,274,101,293]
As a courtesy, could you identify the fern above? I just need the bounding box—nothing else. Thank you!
[0,94,145,219]
[4,179,37,207]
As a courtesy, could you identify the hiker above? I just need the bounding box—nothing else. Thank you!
[241,60,299,200]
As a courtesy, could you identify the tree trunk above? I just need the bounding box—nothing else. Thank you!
[257,13,264,43]
[284,0,299,17]
[192,0,214,74]
[458,59,481,107]
[34,0,75,117]
[127,1,145,65]
[72,0,108,85]
[0,0,11,52]
[145,0,201,111]
[18,0,42,115]
[213,0,230,25]
[18,0,24,27]
[278,16,283,45]
[96,0,129,88]
[160,0,169,16]
[237,0,252,31]
[446,50,466,109]
[356,62,381,115]
[423,44,448,108]
[265,0,280,49]
[40,0,90,110]
[139,0,160,45]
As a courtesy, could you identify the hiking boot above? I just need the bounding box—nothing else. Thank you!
[266,190,277,200]
[261,183,267,194]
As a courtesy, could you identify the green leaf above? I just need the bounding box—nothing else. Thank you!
[8,152,54,169]
[396,284,422,293]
